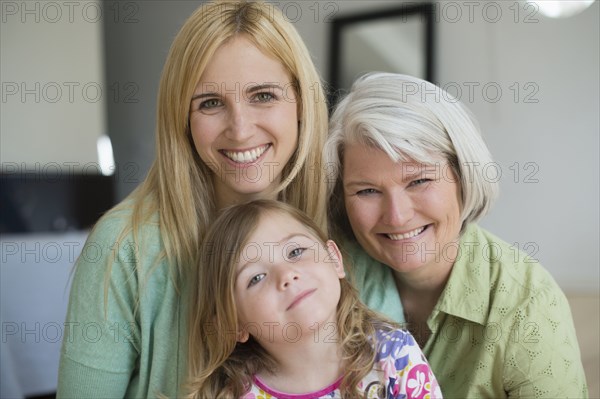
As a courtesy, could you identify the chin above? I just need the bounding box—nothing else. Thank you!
[228,179,273,192]
[385,257,427,274]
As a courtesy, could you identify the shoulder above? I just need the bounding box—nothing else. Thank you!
[463,226,576,354]
[82,199,161,261]
[475,226,588,397]
[71,199,165,291]
[341,240,405,323]
[341,239,391,286]
[373,327,420,362]
[89,198,160,246]
[462,224,563,306]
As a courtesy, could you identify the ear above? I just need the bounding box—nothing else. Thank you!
[325,240,345,279]
[237,328,250,343]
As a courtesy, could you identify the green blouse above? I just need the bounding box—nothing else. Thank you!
[348,224,588,398]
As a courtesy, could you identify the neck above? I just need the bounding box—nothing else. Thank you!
[394,234,458,295]
[394,262,453,295]
[256,329,344,394]
[214,185,278,210]
[393,254,455,347]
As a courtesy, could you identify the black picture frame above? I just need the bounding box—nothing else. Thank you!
[328,3,436,107]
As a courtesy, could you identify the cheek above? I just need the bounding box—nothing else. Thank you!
[434,185,461,221]
[281,131,299,155]
[234,294,252,324]
[446,174,463,209]
[345,199,372,233]
[423,189,462,235]
[190,116,219,148]
[279,123,298,153]
[269,105,298,137]
[236,307,249,326]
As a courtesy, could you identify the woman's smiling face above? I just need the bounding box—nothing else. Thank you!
[189,35,299,208]
[343,144,463,275]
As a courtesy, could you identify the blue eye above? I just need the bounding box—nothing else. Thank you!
[199,98,222,109]
[356,188,379,196]
[288,247,305,259]
[248,273,265,288]
[253,92,275,103]
[410,178,431,187]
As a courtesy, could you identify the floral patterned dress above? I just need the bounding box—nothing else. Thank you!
[242,328,442,399]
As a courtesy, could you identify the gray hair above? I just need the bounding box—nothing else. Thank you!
[325,72,498,235]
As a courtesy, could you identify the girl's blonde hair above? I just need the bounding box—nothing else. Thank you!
[100,0,328,301]
[187,200,396,398]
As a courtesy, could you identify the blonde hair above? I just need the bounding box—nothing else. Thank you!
[187,200,396,398]
[99,0,328,302]
[325,72,499,238]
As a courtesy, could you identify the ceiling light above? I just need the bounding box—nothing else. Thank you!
[528,0,595,18]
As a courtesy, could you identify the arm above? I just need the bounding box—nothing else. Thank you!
[57,217,140,398]
[57,359,133,398]
[503,279,588,398]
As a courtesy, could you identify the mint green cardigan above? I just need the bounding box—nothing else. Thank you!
[57,207,188,398]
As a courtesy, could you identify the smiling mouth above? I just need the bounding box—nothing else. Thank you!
[221,144,270,164]
[287,289,316,311]
[386,225,427,241]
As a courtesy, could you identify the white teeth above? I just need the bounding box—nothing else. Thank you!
[223,145,268,164]
[387,226,425,241]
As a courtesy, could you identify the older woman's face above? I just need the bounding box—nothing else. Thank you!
[343,144,462,274]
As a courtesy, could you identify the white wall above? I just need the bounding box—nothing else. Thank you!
[438,2,599,293]
[0,0,106,172]
[285,0,599,292]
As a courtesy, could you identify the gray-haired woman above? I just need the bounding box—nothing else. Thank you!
[325,72,587,398]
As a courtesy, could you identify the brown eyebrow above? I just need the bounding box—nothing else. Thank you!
[246,83,284,94]
[236,233,314,277]
[344,180,376,189]
[190,84,284,103]
[344,162,439,188]
[190,92,218,102]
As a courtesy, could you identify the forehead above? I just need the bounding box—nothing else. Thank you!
[343,144,445,178]
[244,210,318,244]
[197,35,291,87]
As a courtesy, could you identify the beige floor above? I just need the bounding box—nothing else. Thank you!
[567,294,600,398]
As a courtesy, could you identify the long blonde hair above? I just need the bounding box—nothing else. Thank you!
[187,200,396,398]
[101,0,328,296]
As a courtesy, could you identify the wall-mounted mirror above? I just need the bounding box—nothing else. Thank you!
[328,3,435,106]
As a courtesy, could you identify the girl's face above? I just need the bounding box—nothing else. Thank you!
[189,35,299,208]
[233,211,345,346]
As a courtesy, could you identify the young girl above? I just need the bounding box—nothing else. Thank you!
[187,200,442,399]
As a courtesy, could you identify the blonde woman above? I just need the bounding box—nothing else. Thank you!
[325,72,588,398]
[187,199,442,399]
[57,1,328,397]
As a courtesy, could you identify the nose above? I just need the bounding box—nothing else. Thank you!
[381,191,414,226]
[277,267,300,291]
[225,103,254,141]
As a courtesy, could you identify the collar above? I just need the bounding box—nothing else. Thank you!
[429,224,491,327]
